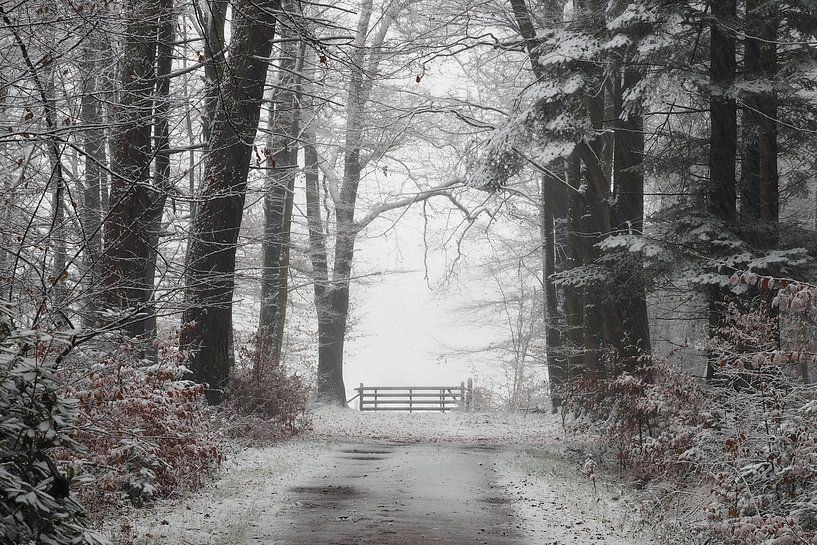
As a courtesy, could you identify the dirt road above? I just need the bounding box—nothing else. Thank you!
[263,442,520,545]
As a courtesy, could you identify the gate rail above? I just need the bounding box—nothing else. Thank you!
[352,381,473,412]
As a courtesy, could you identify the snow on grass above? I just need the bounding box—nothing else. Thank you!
[123,439,326,545]
[497,447,657,545]
[309,405,565,444]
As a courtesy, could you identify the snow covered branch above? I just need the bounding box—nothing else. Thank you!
[355,179,466,230]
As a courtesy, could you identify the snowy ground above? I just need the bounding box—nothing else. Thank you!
[124,408,656,545]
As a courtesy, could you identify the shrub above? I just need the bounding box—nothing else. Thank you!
[228,338,311,436]
[0,301,108,545]
[62,336,223,512]
[563,281,817,544]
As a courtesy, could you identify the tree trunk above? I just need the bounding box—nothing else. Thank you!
[180,0,280,404]
[101,0,160,337]
[200,0,228,141]
[707,0,737,380]
[564,153,586,379]
[304,134,348,404]
[740,0,779,248]
[709,0,738,222]
[79,35,106,328]
[508,0,567,409]
[304,0,396,405]
[612,64,652,371]
[45,63,67,315]
[258,20,303,369]
[143,0,175,358]
[740,0,780,353]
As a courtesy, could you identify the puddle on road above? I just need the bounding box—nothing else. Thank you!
[337,454,387,460]
[337,448,394,455]
[481,496,511,505]
[288,485,358,497]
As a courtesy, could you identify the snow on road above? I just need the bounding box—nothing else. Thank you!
[126,408,655,545]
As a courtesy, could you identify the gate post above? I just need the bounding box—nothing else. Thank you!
[466,378,473,412]
[459,381,465,411]
[358,383,364,411]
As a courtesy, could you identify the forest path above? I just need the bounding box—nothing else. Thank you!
[262,441,520,545]
[129,410,655,545]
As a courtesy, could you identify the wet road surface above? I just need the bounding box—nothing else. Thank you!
[259,442,523,545]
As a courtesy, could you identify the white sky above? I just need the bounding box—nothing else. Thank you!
[342,207,504,400]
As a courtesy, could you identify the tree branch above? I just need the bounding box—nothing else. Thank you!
[355,179,466,230]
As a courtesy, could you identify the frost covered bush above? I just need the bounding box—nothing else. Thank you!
[701,371,817,544]
[565,358,710,477]
[564,280,817,544]
[62,338,222,511]
[0,302,107,545]
[228,340,311,437]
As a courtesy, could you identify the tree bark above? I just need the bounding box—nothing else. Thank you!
[79,34,106,328]
[740,0,779,248]
[45,63,67,314]
[200,0,228,142]
[306,0,396,405]
[740,0,780,353]
[304,133,348,405]
[612,64,652,370]
[577,10,614,379]
[101,0,160,337]
[564,153,586,379]
[707,0,737,380]
[508,0,568,409]
[180,0,280,404]
[709,0,737,223]
[143,0,175,357]
[258,20,303,369]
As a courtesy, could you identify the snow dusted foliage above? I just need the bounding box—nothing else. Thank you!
[466,0,691,192]
[0,301,108,545]
[565,278,817,544]
[59,336,222,514]
[633,203,812,303]
[227,338,311,439]
[465,7,612,190]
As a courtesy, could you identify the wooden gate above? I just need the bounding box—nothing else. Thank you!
[350,381,473,412]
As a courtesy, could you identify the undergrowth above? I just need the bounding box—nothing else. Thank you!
[59,335,223,519]
[563,279,817,545]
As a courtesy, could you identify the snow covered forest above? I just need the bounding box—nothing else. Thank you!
[2,0,817,543]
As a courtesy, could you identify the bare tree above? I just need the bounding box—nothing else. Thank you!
[258,4,305,369]
[180,0,281,403]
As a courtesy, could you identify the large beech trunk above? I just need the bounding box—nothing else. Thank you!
[180,0,280,403]
[200,0,228,141]
[304,135,349,405]
[303,0,396,405]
